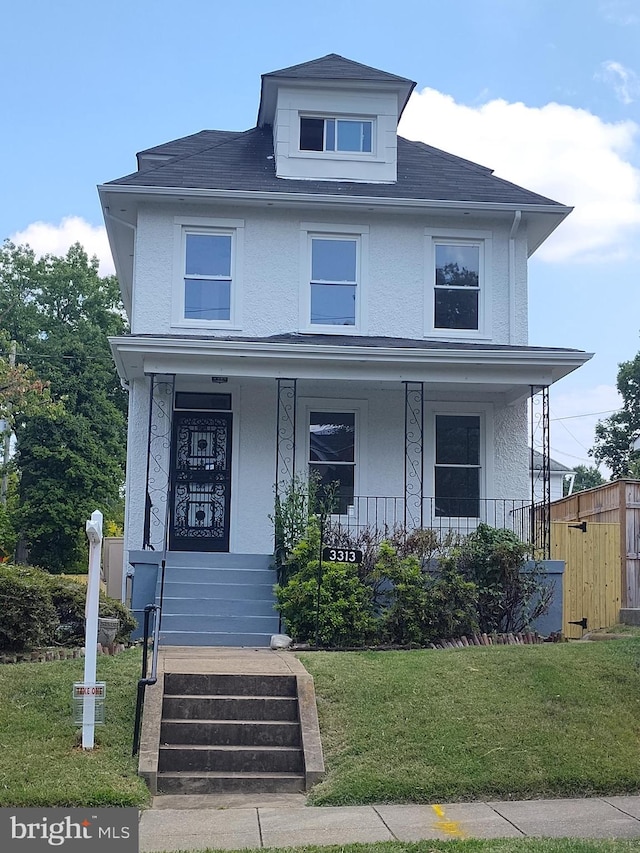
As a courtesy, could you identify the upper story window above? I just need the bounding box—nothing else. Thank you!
[300,117,373,153]
[173,217,244,329]
[434,243,480,331]
[426,229,491,338]
[310,236,357,326]
[184,232,232,321]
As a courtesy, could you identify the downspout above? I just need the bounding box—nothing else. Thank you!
[509,210,522,345]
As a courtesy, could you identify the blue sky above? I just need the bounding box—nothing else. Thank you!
[3,0,640,471]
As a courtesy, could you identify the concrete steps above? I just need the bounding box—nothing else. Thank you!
[157,553,279,647]
[157,673,305,795]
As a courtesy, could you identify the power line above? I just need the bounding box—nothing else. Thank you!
[551,409,619,422]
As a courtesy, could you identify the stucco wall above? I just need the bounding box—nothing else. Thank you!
[130,203,528,346]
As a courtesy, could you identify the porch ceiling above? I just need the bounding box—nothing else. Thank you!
[110,334,592,403]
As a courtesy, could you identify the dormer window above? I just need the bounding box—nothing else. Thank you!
[299,116,373,153]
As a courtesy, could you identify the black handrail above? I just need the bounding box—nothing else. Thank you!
[132,603,160,757]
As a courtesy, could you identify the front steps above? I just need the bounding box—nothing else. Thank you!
[157,553,280,647]
[156,673,305,794]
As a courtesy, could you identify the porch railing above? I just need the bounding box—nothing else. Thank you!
[278,494,548,556]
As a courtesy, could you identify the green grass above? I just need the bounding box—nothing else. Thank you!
[0,648,150,807]
[179,842,640,853]
[300,641,640,805]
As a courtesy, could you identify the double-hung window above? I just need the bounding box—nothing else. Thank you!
[435,415,481,518]
[426,230,491,336]
[310,236,358,326]
[175,217,244,328]
[300,117,373,153]
[309,411,356,514]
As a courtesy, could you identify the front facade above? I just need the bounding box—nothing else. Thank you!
[101,55,591,644]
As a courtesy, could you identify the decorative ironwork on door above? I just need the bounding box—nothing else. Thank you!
[169,412,232,551]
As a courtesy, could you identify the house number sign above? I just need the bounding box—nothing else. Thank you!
[322,548,363,564]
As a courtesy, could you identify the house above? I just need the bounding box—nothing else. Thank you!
[100,54,592,645]
[531,449,575,503]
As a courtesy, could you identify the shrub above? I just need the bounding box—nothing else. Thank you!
[275,558,375,647]
[0,565,58,651]
[454,523,551,633]
[375,542,478,645]
[0,564,136,652]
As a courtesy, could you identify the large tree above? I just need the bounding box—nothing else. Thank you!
[0,241,127,571]
[591,352,640,479]
[565,464,606,496]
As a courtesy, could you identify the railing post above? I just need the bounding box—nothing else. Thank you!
[404,381,424,530]
[531,385,551,557]
[143,374,175,551]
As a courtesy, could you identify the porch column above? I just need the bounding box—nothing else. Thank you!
[143,373,175,551]
[404,381,424,529]
[275,378,298,496]
[530,384,551,558]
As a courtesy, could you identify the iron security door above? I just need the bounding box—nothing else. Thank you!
[169,411,232,552]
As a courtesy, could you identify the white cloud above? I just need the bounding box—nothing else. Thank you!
[599,0,640,26]
[399,89,640,263]
[9,216,115,276]
[596,60,640,105]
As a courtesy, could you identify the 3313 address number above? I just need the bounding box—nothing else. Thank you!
[322,547,363,564]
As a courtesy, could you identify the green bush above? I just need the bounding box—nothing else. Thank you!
[0,564,136,651]
[0,565,58,651]
[454,523,550,633]
[275,558,375,647]
[375,542,478,645]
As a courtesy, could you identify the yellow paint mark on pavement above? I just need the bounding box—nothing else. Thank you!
[431,803,467,839]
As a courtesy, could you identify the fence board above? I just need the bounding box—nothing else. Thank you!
[551,522,621,639]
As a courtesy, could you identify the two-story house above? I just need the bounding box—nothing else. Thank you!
[100,54,591,646]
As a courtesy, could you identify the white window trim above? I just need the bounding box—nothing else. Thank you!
[299,222,369,334]
[424,228,492,340]
[172,216,244,330]
[297,397,369,517]
[297,113,377,158]
[425,402,495,522]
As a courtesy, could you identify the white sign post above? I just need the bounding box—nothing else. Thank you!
[82,509,103,749]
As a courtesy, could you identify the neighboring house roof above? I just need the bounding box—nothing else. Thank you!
[107,127,562,208]
[530,449,574,473]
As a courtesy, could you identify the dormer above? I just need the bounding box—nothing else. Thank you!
[257,54,415,184]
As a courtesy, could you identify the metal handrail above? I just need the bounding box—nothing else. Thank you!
[132,603,160,756]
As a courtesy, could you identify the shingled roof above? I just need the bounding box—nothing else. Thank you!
[261,53,414,84]
[108,126,561,207]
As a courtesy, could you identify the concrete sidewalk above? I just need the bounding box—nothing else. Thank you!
[139,794,640,851]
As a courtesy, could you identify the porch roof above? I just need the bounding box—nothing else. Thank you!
[110,333,592,404]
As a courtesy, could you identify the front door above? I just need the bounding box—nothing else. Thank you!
[169,411,232,551]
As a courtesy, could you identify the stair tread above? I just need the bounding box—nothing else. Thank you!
[160,744,301,751]
[157,771,305,778]
[163,694,296,700]
[161,718,299,724]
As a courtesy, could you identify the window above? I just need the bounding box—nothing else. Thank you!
[300,117,373,153]
[434,243,481,331]
[183,232,233,321]
[435,415,480,517]
[310,236,357,326]
[309,411,355,514]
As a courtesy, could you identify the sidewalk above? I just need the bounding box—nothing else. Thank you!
[139,794,640,851]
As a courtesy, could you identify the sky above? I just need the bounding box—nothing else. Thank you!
[2,0,640,474]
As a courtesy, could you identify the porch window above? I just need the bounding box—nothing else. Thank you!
[310,237,358,326]
[309,411,355,514]
[434,243,481,331]
[435,414,480,517]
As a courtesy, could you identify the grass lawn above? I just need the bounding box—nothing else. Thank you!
[300,640,640,805]
[0,647,150,807]
[182,841,640,853]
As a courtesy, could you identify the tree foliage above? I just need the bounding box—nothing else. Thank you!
[566,464,606,496]
[0,241,127,571]
[591,353,640,478]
